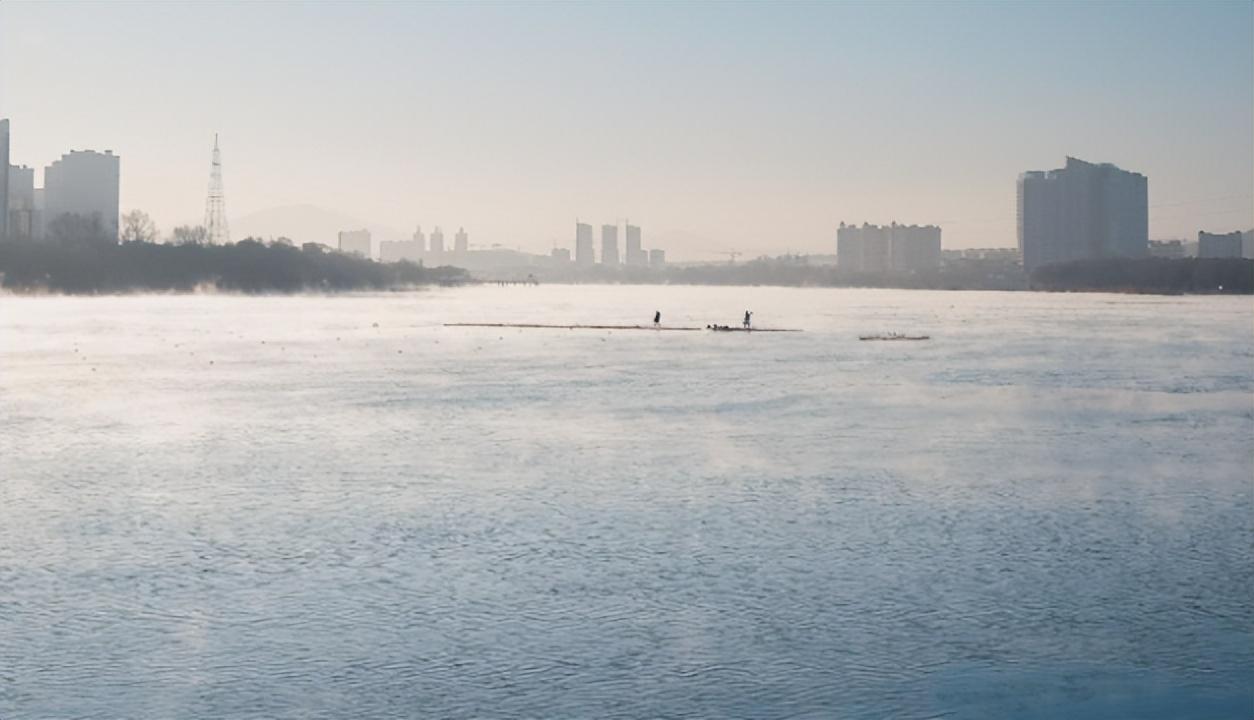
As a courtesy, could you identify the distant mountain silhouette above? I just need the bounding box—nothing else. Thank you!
[231,204,410,248]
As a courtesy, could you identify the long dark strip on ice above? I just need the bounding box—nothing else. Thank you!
[443,323,802,332]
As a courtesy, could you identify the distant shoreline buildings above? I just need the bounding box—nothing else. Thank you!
[575,222,594,266]
[44,149,121,240]
[625,223,646,266]
[1,118,121,244]
[1017,156,1148,273]
[6,164,35,242]
[377,225,476,264]
[600,224,619,266]
[1,115,1248,274]
[1148,239,1188,259]
[338,229,371,257]
[542,220,666,269]
[1197,230,1243,259]
[837,222,942,273]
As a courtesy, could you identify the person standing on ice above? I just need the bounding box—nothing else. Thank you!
[743,310,752,329]
[654,311,661,327]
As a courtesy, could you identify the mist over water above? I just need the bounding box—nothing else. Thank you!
[2,286,1251,719]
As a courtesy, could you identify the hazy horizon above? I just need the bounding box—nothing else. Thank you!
[2,1,1251,259]
[4,5,1252,715]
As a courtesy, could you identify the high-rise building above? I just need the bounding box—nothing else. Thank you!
[44,149,121,241]
[625,223,647,265]
[33,188,44,239]
[648,248,666,266]
[0,119,10,241]
[837,222,940,273]
[455,227,468,254]
[338,229,371,257]
[1197,230,1243,259]
[601,224,620,265]
[413,225,426,251]
[838,224,875,273]
[1017,156,1147,273]
[889,223,942,272]
[429,226,445,255]
[7,164,36,241]
[575,222,594,265]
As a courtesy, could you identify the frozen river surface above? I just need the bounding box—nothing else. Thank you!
[1,286,1251,719]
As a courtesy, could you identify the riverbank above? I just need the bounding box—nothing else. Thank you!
[1029,257,1254,294]
[4,241,1249,296]
[0,239,470,293]
[476,256,1253,295]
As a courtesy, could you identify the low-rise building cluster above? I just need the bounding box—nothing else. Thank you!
[1197,230,1243,259]
[375,225,470,262]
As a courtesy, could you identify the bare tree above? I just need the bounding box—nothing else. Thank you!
[170,225,209,246]
[120,210,159,244]
[47,212,111,246]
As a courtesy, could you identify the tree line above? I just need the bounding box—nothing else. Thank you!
[540,254,1251,295]
[1030,257,1253,294]
[0,211,468,293]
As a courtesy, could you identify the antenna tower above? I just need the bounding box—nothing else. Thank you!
[204,134,230,244]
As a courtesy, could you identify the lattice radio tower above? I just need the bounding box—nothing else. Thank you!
[204,133,230,245]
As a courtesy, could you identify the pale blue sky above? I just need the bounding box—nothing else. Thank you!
[2,1,1250,257]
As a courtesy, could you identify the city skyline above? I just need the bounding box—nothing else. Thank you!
[3,119,1247,273]
[1,2,1251,259]
[2,5,1251,717]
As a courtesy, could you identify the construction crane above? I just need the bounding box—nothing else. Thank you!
[719,251,742,264]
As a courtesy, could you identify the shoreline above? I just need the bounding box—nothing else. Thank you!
[2,239,1249,296]
[1,282,1249,298]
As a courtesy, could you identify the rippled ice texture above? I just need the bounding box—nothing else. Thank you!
[1,286,1251,719]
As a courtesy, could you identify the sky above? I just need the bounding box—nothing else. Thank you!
[1,1,1251,259]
